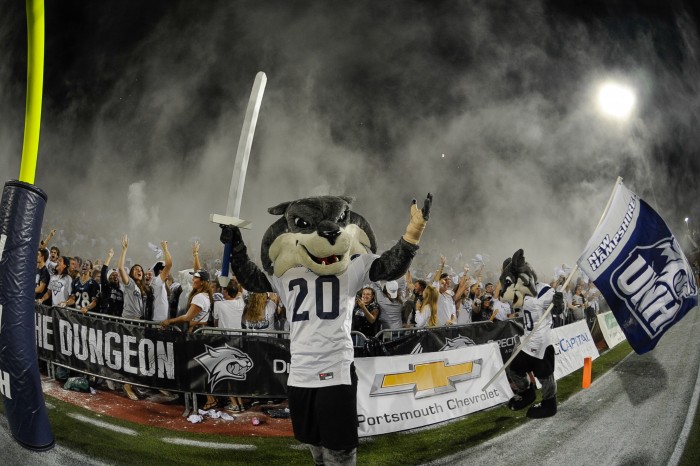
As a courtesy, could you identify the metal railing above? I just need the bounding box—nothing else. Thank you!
[374,319,507,342]
[192,326,289,338]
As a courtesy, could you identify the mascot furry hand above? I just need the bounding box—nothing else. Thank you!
[499,249,564,419]
[219,194,431,462]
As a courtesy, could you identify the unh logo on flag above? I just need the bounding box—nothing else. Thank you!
[611,237,697,338]
[578,181,698,354]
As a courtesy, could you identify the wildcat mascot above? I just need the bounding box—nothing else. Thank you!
[220,194,432,465]
[499,249,564,419]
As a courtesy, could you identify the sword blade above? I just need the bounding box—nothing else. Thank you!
[226,71,267,218]
[214,72,267,287]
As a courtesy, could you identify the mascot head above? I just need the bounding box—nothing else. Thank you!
[260,196,377,277]
[499,249,538,311]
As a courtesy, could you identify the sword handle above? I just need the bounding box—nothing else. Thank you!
[219,242,232,287]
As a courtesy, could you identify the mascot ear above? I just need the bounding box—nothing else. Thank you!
[268,201,292,216]
[347,211,377,253]
[512,249,525,267]
[340,195,355,206]
[261,218,289,274]
[502,257,512,271]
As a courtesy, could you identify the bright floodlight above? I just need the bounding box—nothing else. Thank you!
[597,82,636,120]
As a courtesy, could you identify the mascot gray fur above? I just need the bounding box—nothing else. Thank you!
[220,194,432,465]
[261,196,377,276]
[499,249,564,419]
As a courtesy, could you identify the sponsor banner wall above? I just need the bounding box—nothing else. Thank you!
[383,319,523,362]
[597,311,627,349]
[36,306,518,402]
[551,320,600,381]
[355,343,513,437]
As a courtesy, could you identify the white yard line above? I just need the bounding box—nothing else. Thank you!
[67,412,138,436]
[160,437,257,450]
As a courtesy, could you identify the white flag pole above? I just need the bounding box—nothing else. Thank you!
[481,176,624,391]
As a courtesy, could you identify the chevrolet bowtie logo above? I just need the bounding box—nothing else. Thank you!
[370,358,483,399]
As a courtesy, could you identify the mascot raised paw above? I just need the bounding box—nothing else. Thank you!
[220,193,432,465]
[499,249,564,419]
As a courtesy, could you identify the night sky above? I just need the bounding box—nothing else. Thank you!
[1,0,699,277]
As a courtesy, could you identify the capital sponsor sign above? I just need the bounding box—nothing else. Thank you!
[597,311,627,348]
[551,320,599,380]
[355,343,512,436]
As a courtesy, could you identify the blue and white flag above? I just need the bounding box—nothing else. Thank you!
[577,180,697,354]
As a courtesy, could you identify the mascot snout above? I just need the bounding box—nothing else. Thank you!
[317,220,342,245]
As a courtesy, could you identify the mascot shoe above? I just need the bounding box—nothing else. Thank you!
[526,397,558,419]
[507,384,536,411]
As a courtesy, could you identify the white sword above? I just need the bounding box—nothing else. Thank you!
[210,71,267,286]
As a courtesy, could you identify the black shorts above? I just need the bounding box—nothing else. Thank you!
[510,345,555,379]
[287,364,359,451]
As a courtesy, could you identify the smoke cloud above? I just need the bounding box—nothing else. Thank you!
[1,0,698,279]
[127,181,159,235]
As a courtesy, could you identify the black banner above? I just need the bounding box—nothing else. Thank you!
[383,320,524,362]
[184,332,290,397]
[36,305,291,396]
[37,305,183,390]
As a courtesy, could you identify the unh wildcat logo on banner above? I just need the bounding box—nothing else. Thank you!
[578,181,698,354]
[195,344,254,391]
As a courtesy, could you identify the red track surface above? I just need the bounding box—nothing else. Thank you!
[42,377,294,438]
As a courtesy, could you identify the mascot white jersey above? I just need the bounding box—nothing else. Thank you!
[220,194,432,465]
[519,282,555,359]
[268,253,375,387]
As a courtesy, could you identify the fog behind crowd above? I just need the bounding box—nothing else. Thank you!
[1,1,699,280]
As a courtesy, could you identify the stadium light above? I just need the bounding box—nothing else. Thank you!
[596,81,636,120]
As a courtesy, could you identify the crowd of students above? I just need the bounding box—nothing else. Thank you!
[35,226,605,405]
[35,228,289,405]
[349,255,606,339]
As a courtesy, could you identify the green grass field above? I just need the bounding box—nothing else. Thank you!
[10,342,683,465]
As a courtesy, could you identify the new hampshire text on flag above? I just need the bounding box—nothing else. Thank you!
[577,180,697,354]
